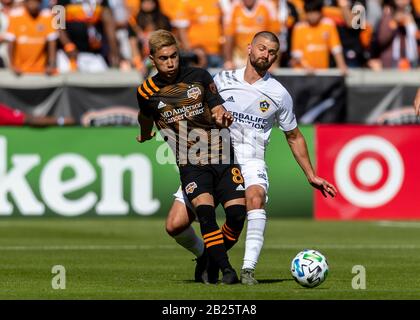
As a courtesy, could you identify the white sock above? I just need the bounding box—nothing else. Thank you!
[173,225,204,258]
[242,209,266,270]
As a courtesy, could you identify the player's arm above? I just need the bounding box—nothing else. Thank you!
[284,126,337,198]
[414,88,420,117]
[46,39,57,76]
[136,90,155,143]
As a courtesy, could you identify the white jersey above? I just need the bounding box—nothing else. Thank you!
[213,67,297,164]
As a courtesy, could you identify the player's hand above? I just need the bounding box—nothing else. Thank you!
[212,110,233,128]
[136,131,156,143]
[309,176,337,198]
[220,111,233,127]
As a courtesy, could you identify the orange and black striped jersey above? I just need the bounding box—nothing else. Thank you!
[137,66,230,166]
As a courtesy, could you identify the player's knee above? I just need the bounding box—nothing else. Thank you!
[225,204,246,231]
[246,194,265,210]
[195,205,216,225]
[166,213,188,237]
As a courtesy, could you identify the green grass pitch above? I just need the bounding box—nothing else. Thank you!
[0,218,419,299]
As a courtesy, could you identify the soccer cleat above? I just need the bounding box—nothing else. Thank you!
[240,268,258,285]
[221,267,239,285]
[205,259,220,284]
[194,251,208,283]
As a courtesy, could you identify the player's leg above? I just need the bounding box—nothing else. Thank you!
[216,165,247,252]
[240,161,269,285]
[191,192,237,284]
[180,165,236,284]
[241,184,266,285]
[166,188,204,258]
[166,190,207,283]
[210,164,247,284]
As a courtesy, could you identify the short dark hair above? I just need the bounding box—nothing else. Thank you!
[251,31,280,47]
[304,0,324,13]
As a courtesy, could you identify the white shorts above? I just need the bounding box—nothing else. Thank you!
[173,160,269,205]
[240,159,269,195]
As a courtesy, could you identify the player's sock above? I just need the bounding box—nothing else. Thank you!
[242,209,267,270]
[195,205,231,271]
[222,204,246,250]
[172,225,204,258]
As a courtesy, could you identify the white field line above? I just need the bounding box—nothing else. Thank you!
[0,244,419,251]
[376,221,420,228]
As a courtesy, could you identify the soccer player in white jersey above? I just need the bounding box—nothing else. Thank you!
[165,31,337,285]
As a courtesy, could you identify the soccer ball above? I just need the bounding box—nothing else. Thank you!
[290,249,329,288]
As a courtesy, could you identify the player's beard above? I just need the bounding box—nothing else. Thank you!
[250,54,271,73]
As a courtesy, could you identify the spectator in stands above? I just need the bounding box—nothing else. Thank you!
[108,0,132,70]
[270,0,300,67]
[57,0,120,73]
[291,0,348,74]
[0,0,16,68]
[5,0,57,75]
[322,0,372,68]
[0,102,75,126]
[125,0,182,22]
[224,0,280,69]
[125,0,140,18]
[172,0,225,68]
[375,0,418,69]
[128,0,171,75]
[289,0,305,20]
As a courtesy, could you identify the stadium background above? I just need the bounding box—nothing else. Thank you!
[1,0,420,300]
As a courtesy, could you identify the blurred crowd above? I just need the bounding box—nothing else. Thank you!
[0,0,419,76]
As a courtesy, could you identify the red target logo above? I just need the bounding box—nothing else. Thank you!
[334,136,404,208]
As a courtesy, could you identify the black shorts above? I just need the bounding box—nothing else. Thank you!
[179,163,245,206]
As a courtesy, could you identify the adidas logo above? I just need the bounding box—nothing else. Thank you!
[236,184,245,191]
[226,96,235,102]
[158,101,166,109]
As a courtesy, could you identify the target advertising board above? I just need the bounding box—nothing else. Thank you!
[315,125,419,220]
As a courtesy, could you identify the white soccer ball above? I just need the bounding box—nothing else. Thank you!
[290,249,329,288]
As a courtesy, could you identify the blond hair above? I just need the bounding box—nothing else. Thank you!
[149,30,178,56]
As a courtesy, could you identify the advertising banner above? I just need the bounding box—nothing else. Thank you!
[0,75,346,126]
[315,125,420,220]
[0,127,314,218]
[274,75,346,124]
